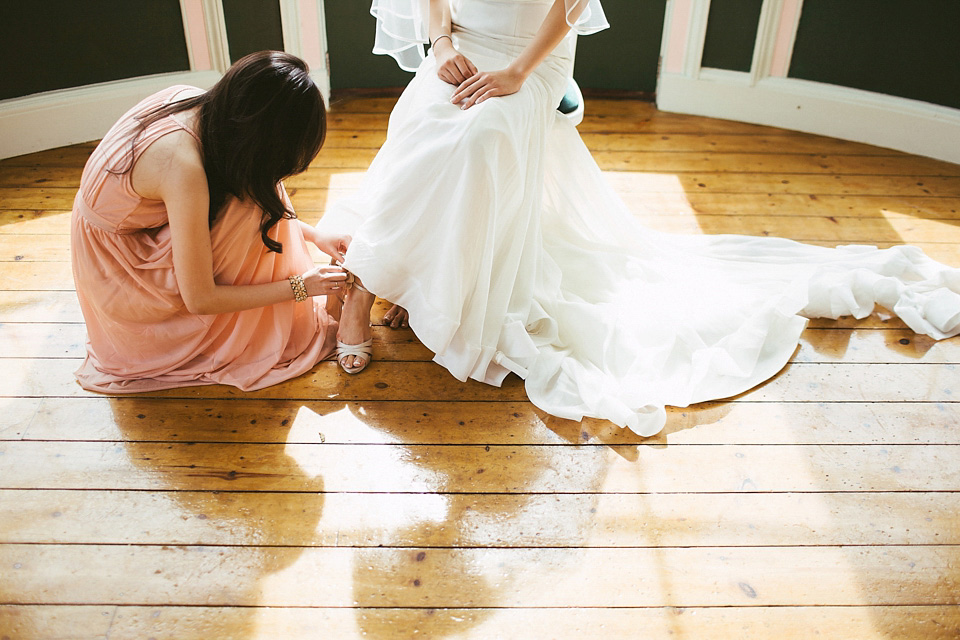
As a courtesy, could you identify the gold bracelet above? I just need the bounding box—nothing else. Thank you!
[288,274,307,302]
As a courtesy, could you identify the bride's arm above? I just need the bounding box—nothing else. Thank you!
[451,0,583,109]
[429,0,478,85]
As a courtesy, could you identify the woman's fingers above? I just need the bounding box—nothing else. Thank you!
[437,50,477,86]
[336,235,351,258]
[464,87,496,109]
[456,80,494,108]
[302,265,349,297]
[318,264,347,277]
[324,268,349,293]
[451,74,483,104]
[321,270,348,295]
[451,56,473,83]
[453,57,474,82]
[454,69,524,109]
[314,232,351,261]
[440,63,465,85]
[459,77,496,108]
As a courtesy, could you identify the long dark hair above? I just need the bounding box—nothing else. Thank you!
[129,51,326,253]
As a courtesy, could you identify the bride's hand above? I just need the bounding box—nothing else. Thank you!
[434,38,477,85]
[451,68,526,109]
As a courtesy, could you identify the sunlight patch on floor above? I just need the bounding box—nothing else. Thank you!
[881,209,960,244]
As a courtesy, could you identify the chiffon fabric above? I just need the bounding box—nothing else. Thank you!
[323,0,960,436]
[371,0,606,71]
[71,86,337,393]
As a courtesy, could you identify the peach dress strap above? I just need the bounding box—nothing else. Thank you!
[75,86,204,233]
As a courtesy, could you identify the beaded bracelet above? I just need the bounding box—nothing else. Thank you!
[288,274,307,302]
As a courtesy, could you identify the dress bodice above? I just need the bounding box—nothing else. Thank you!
[451,0,555,40]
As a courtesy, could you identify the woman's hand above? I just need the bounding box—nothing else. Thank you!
[301,264,349,297]
[451,68,526,109]
[434,38,478,85]
[446,0,575,111]
[312,231,352,262]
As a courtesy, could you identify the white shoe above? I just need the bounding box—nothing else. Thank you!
[336,338,373,374]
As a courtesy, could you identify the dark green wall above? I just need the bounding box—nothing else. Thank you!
[325,0,666,92]
[325,0,411,90]
[1,1,189,100]
[573,0,666,92]
[9,1,958,112]
[700,0,764,72]
[223,0,286,62]
[790,0,960,110]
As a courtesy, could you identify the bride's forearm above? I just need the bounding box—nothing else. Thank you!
[430,0,479,85]
[428,0,452,45]
[509,0,584,79]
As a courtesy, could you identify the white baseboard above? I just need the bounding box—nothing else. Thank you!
[0,70,221,160]
[657,70,960,166]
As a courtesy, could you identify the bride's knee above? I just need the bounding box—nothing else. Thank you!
[461,106,513,147]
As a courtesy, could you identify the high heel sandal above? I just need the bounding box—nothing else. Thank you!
[336,279,374,375]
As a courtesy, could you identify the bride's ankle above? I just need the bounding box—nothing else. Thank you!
[344,286,375,310]
[340,290,373,330]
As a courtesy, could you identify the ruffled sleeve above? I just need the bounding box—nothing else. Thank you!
[371,0,430,72]
[371,0,609,71]
[564,0,609,35]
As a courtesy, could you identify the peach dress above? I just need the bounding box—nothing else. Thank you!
[71,86,337,393]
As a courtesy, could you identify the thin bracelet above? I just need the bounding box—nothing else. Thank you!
[431,34,452,49]
[288,274,307,302]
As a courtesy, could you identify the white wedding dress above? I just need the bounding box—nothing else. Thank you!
[321,0,960,436]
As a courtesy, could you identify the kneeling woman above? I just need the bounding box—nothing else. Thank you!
[71,51,352,392]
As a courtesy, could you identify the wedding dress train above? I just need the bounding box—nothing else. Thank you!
[320,0,960,435]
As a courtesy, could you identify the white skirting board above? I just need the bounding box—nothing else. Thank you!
[657,70,960,166]
[5,67,959,166]
[0,71,221,160]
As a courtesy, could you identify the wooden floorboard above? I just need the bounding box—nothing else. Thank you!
[2,605,960,640]
[4,490,960,547]
[5,440,960,494]
[1,95,959,639]
[3,399,958,445]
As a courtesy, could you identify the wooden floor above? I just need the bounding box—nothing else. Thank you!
[2,95,960,639]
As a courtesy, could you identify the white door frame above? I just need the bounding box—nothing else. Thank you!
[279,0,332,102]
[656,0,960,165]
[0,0,330,159]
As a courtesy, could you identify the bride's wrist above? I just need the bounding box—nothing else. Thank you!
[432,35,454,55]
[506,62,531,82]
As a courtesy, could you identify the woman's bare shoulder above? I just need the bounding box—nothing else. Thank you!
[132,129,206,200]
